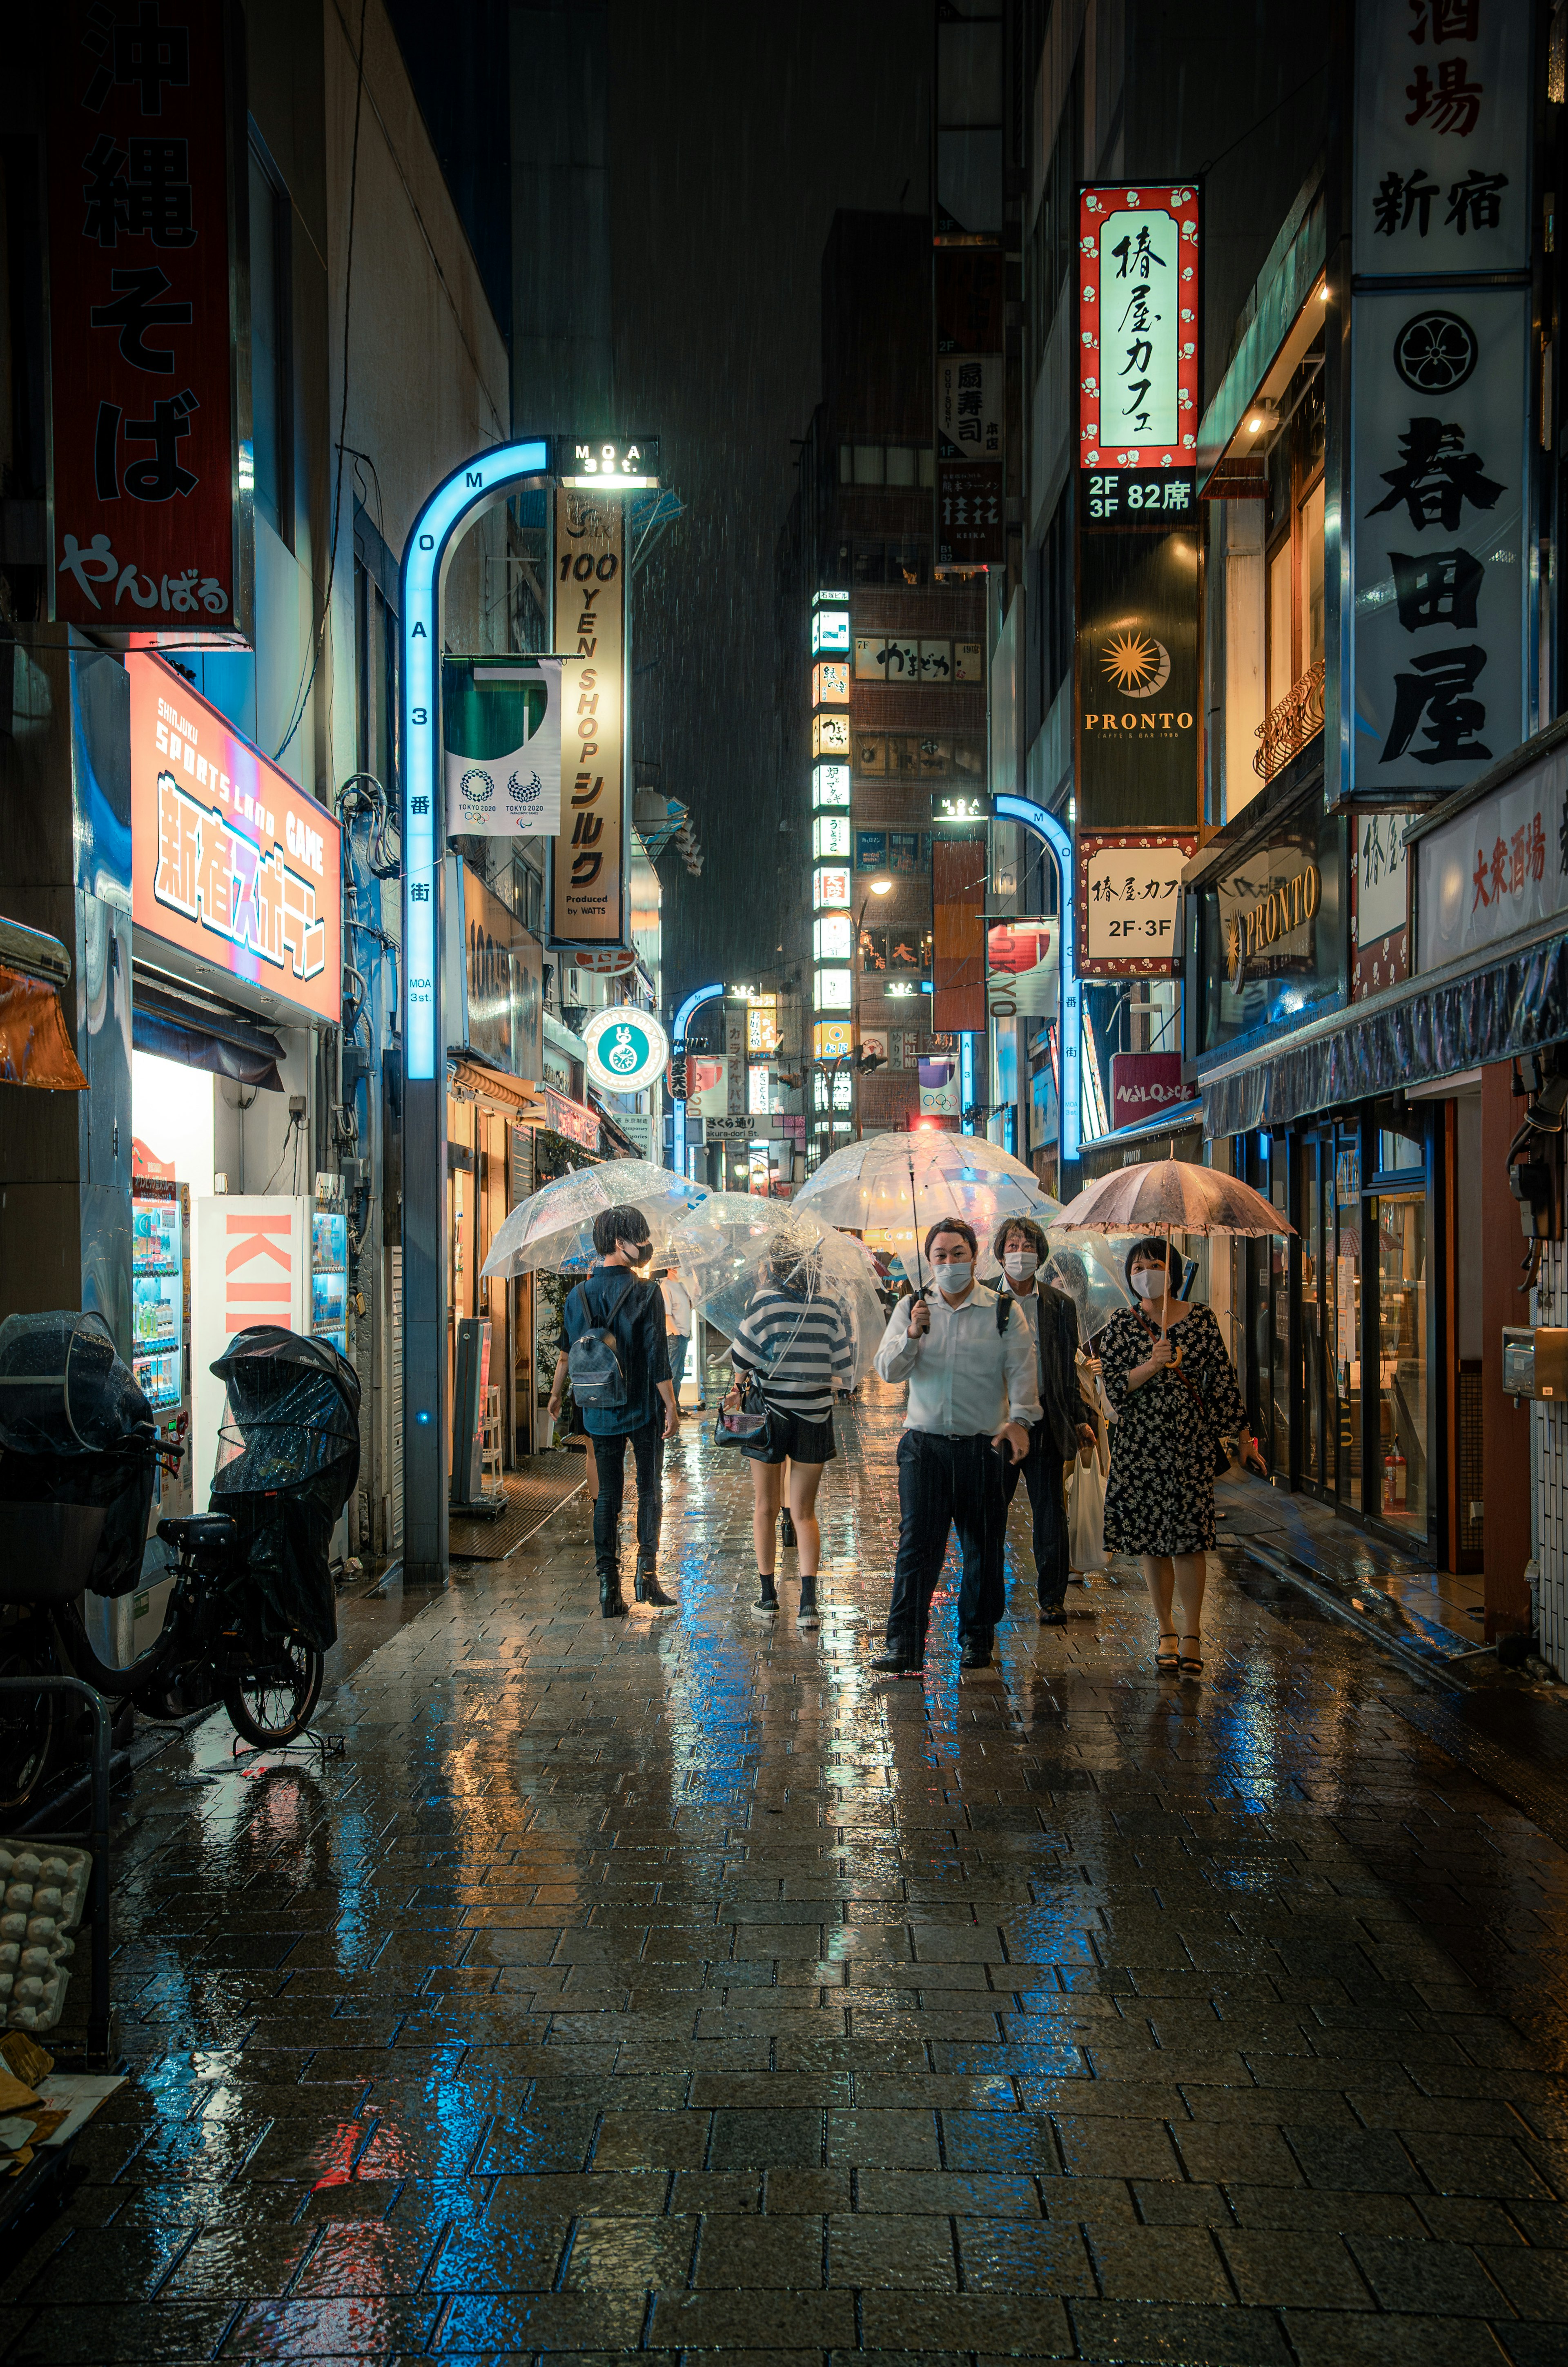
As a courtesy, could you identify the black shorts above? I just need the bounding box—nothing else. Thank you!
[740,1405,837,1466]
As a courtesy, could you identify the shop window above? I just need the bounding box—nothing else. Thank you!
[885,445,916,488]
[853,446,884,486]
[247,133,293,550]
[1267,534,1294,715]
[1302,477,1326,672]
[1376,1128,1423,1177]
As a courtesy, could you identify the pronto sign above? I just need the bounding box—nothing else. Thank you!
[127,652,340,1022]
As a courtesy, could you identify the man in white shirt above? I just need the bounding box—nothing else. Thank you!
[871,1218,1041,1674]
[659,1270,694,1400]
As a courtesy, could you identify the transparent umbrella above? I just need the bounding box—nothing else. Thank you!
[481,1158,708,1280]
[1040,1236,1134,1344]
[668,1195,889,1383]
[795,1130,1060,1289]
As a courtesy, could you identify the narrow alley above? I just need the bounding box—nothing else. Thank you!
[7,1391,1567,2366]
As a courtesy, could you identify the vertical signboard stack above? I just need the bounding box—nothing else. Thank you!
[552,490,629,948]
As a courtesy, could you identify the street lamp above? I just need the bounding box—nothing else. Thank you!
[852,877,893,1140]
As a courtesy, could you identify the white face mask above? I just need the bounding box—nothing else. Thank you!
[1003,1251,1038,1281]
[934,1261,973,1296]
[1131,1266,1167,1300]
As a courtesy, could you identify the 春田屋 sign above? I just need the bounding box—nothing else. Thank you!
[127,652,341,1022]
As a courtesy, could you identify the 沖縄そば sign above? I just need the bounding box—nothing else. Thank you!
[48,0,241,632]
[127,653,341,1023]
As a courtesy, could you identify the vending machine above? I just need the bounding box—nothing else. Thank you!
[131,1181,192,1524]
[311,1202,349,1357]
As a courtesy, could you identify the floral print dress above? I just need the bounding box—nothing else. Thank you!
[1099,1302,1247,1557]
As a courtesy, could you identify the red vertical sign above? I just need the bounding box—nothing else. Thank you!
[48,0,237,631]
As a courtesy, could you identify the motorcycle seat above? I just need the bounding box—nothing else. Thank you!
[157,1514,237,1558]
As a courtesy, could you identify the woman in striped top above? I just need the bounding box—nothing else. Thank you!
[726,1235,855,1629]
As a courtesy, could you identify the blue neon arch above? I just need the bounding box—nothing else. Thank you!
[400,438,550,1080]
[992,793,1080,1166]
[670,981,724,1175]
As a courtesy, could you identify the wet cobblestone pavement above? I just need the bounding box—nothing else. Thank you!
[7,1384,1568,2364]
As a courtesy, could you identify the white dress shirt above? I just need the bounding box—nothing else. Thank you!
[874,1285,1042,1434]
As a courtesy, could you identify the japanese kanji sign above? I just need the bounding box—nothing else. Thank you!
[1077,184,1200,475]
[1414,741,1568,972]
[935,246,1004,567]
[1351,285,1529,796]
[551,489,628,947]
[1352,808,1416,1001]
[127,651,340,1022]
[1354,0,1530,276]
[1078,833,1197,977]
[49,0,239,633]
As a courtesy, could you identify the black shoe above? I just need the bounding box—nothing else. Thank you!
[598,1570,627,1618]
[959,1641,992,1670]
[1038,1606,1068,1627]
[797,1585,820,1631]
[780,1509,797,1548]
[870,1647,919,1674]
[634,1567,676,1609]
[751,1585,779,1618]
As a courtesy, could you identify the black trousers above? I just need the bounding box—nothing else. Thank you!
[1002,1420,1069,1609]
[884,1430,1006,1659]
[592,1414,664,1572]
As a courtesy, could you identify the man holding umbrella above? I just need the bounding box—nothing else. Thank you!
[991,1215,1099,1626]
[871,1219,1041,1674]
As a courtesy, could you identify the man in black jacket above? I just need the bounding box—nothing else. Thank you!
[992,1217,1096,1626]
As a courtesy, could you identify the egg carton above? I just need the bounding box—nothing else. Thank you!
[0,1846,89,2036]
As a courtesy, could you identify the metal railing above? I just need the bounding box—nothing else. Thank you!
[1253,658,1326,782]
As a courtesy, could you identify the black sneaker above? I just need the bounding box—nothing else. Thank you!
[959,1641,992,1671]
[751,1587,779,1618]
[798,1586,820,1631]
[870,1647,919,1674]
[1038,1606,1068,1627]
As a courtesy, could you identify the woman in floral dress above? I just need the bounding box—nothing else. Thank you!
[1099,1236,1263,1676]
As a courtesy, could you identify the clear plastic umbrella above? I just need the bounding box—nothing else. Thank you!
[481,1158,708,1280]
[795,1130,1060,1290]
[668,1195,888,1383]
[1040,1235,1134,1344]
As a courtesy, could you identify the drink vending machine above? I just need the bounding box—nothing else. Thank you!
[130,1180,193,1525]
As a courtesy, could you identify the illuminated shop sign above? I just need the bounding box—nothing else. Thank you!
[1078,183,1200,489]
[128,652,341,1023]
[553,437,659,489]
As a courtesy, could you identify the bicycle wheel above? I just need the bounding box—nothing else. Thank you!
[0,1635,56,1809]
[221,1632,323,1747]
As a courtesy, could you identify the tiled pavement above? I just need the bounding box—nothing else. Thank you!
[6,1384,1568,2364]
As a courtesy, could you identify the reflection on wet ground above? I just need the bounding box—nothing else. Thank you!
[6,1382,1568,2362]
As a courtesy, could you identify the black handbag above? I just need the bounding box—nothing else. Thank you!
[711,1303,809,1453]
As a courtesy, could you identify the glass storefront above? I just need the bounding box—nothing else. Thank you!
[1225,1097,1440,1557]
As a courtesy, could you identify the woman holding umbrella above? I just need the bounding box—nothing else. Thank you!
[724,1223,855,1630]
[1098,1236,1263,1676]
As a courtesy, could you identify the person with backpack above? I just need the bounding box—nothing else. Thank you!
[555,1205,679,1616]
[870,1218,1040,1676]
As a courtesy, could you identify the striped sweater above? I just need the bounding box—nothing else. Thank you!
[730,1284,854,1418]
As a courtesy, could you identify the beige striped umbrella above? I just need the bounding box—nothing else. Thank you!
[1051,1158,1292,1340]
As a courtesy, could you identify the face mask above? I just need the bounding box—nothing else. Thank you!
[1131,1267,1167,1300]
[935,1261,973,1296]
[1003,1251,1038,1281]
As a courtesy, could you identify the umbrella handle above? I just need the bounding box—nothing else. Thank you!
[908,1149,924,1293]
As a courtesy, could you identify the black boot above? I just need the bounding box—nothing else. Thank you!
[797,1578,819,1630]
[780,1509,797,1549]
[598,1562,627,1618]
[635,1561,676,1609]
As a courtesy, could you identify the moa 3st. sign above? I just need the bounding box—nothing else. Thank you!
[582,1007,669,1096]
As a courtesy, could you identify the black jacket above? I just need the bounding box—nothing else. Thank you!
[1001,1279,1091,1459]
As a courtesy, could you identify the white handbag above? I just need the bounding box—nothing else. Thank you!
[1065,1352,1112,1575]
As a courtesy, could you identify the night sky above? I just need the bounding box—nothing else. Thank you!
[607,3,933,1023]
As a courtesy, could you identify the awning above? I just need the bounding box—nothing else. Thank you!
[0,914,85,1092]
[133,975,286,1091]
[447,1054,548,1123]
[1079,1100,1203,1177]
[1199,914,1568,1139]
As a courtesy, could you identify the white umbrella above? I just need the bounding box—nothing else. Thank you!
[795,1129,1060,1290]
[668,1194,887,1383]
[481,1158,707,1280]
